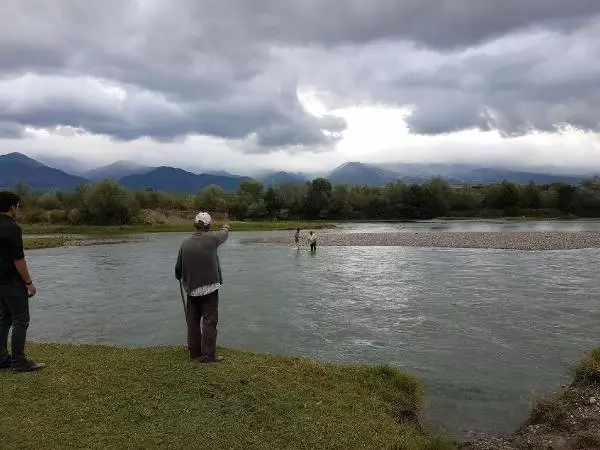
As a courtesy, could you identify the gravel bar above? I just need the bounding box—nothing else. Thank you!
[260,232,600,251]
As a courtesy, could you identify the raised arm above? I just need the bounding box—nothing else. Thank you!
[214,224,230,246]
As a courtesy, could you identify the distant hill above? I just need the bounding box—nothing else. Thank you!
[0,152,89,191]
[333,162,586,186]
[327,162,402,187]
[85,161,152,181]
[259,171,307,186]
[454,168,584,185]
[31,154,90,176]
[119,166,252,193]
[1,152,588,192]
[202,170,242,178]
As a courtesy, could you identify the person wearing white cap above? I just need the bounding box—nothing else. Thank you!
[175,212,230,363]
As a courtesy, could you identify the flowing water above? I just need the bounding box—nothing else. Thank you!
[25,220,600,438]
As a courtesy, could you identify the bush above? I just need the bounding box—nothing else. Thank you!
[574,348,600,384]
[23,207,47,223]
[48,210,68,224]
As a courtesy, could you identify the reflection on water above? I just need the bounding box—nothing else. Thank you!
[24,221,600,438]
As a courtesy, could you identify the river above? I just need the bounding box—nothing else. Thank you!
[24,220,600,438]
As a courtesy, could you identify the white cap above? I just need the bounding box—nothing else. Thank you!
[194,212,212,226]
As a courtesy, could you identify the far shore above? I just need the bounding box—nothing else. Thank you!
[19,215,600,238]
[20,220,336,236]
[23,236,146,250]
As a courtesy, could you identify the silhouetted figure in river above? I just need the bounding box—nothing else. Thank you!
[308,231,317,252]
[294,228,301,250]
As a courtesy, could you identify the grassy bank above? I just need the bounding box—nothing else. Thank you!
[0,343,452,450]
[23,237,69,250]
[20,221,335,236]
[23,236,144,250]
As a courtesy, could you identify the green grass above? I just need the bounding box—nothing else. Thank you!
[23,237,69,250]
[20,221,335,236]
[574,348,600,384]
[0,343,453,450]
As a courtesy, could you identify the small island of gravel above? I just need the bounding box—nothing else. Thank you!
[260,231,600,251]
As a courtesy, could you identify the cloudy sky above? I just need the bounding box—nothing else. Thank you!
[1,0,599,175]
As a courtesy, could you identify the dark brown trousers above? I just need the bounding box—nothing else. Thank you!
[186,290,219,362]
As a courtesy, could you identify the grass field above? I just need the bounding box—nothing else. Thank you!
[20,221,335,236]
[0,343,453,450]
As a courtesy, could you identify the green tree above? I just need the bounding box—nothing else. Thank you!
[423,177,452,216]
[484,180,522,212]
[449,185,479,212]
[193,185,227,212]
[305,178,332,219]
[384,182,407,219]
[76,180,139,225]
[238,181,264,203]
[264,187,282,219]
[400,185,443,219]
[330,185,354,220]
[277,184,307,219]
[552,183,577,213]
[523,181,542,209]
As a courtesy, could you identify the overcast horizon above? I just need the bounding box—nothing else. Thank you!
[1,1,599,175]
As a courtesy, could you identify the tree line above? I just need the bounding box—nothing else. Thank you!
[9,176,600,225]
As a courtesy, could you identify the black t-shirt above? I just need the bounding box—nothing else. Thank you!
[0,214,24,285]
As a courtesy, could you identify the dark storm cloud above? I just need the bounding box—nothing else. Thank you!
[184,0,600,49]
[0,122,24,139]
[0,0,599,147]
[283,18,600,136]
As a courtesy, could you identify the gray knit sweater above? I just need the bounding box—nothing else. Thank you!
[175,226,230,293]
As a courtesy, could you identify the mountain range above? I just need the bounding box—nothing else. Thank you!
[0,152,592,193]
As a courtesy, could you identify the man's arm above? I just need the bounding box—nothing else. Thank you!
[10,226,36,296]
[214,224,230,246]
[175,247,183,280]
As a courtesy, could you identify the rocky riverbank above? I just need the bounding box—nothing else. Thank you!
[262,231,600,251]
[461,350,600,449]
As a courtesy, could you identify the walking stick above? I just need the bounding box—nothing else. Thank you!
[179,279,187,319]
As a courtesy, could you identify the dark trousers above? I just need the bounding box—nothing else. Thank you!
[310,242,316,252]
[186,290,219,362]
[0,283,29,360]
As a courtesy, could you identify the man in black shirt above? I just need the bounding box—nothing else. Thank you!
[0,191,44,371]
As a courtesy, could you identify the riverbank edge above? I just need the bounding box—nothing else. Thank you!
[0,342,453,449]
[19,214,592,236]
[20,220,337,236]
[461,348,600,449]
[23,236,146,250]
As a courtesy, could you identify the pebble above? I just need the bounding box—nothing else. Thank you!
[262,231,600,251]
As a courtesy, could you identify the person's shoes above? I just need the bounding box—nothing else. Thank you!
[199,356,224,364]
[0,353,12,369]
[11,358,46,372]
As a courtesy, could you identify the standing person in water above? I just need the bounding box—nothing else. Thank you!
[294,228,301,250]
[308,231,317,252]
[0,191,45,372]
[175,212,230,363]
